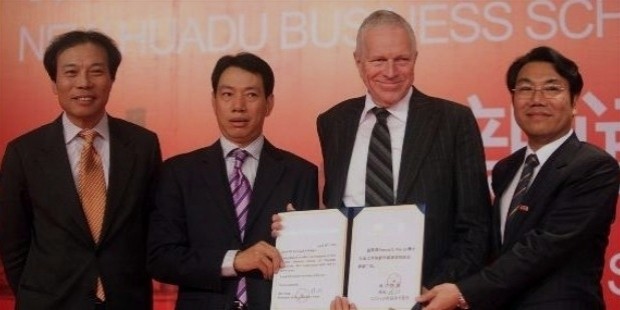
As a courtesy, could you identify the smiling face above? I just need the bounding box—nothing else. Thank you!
[354,24,417,107]
[212,66,274,147]
[53,42,112,129]
[512,61,577,150]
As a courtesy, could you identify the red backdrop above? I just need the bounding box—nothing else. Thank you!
[1,1,619,309]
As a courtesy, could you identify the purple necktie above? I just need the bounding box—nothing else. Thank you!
[229,148,251,305]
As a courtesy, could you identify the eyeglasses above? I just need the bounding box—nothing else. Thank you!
[512,84,566,99]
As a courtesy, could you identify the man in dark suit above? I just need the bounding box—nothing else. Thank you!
[147,52,318,310]
[0,30,161,309]
[417,47,619,310]
[323,10,491,310]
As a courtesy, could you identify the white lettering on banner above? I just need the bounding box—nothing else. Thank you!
[147,20,175,55]
[118,15,269,54]
[575,117,587,141]
[207,15,236,52]
[239,14,268,51]
[598,0,620,37]
[343,8,368,47]
[417,3,450,44]
[15,1,620,60]
[526,0,620,40]
[468,95,508,148]
[451,3,483,43]
[280,9,362,50]
[559,0,594,39]
[19,23,78,61]
[483,2,513,42]
[310,10,342,48]
[596,122,620,157]
[409,2,513,44]
[583,92,608,116]
[281,11,307,50]
[181,19,209,53]
[526,1,558,40]
[609,253,620,296]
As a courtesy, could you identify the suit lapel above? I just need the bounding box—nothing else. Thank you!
[331,100,364,208]
[503,134,580,244]
[36,117,93,245]
[492,149,526,252]
[201,142,241,239]
[101,117,136,244]
[396,88,441,203]
[244,140,285,234]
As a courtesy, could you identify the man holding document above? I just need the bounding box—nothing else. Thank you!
[273,9,491,310]
[417,47,619,310]
[148,52,318,310]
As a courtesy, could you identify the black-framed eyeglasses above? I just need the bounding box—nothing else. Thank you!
[512,84,566,99]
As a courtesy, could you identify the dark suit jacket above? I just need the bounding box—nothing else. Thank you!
[458,134,619,310]
[0,115,161,309]
[317,87,491,288]
[147,139,318,310]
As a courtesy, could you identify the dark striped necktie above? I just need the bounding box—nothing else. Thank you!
[365,107,394,206]
[507,154,539,220]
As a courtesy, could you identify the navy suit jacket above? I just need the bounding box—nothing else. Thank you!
[459,134,619,310]
[147,139,318,310]
[317,87,492,288]
[0,115,161,310]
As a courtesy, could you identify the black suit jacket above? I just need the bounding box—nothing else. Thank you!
[317,87,491,288]
[0,115,161,309]
[458,134,619,310]
[147,139,318,310]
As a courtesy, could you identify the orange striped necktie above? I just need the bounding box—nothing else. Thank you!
[77,129,107,300]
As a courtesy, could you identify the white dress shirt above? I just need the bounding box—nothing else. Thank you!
[342,88,412,207]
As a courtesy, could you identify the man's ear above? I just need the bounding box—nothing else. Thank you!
[571,94,580,116]
[265,94,274,116]
[51,80,58,95]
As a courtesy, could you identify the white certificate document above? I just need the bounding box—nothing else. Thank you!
[271,209,348,310]
[347,205,425,309]
[271,205,424,310]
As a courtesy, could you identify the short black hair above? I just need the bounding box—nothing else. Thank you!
[43,30,122,82]
[506,46,583,99]
[211,52,274,97]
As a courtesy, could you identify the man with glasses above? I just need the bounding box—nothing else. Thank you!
[417,46,619,309]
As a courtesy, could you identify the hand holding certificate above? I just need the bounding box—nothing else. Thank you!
[271,205,425,310]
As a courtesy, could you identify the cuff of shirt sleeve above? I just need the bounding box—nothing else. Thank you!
[457,293,470,309]
[221,250,239,277]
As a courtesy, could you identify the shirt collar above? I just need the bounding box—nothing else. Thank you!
[361,87,412,123]
[525,129,573,167]
[220,135,264,160]
[63,113,110,144]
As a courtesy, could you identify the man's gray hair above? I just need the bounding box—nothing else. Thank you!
[355,10,417,54]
